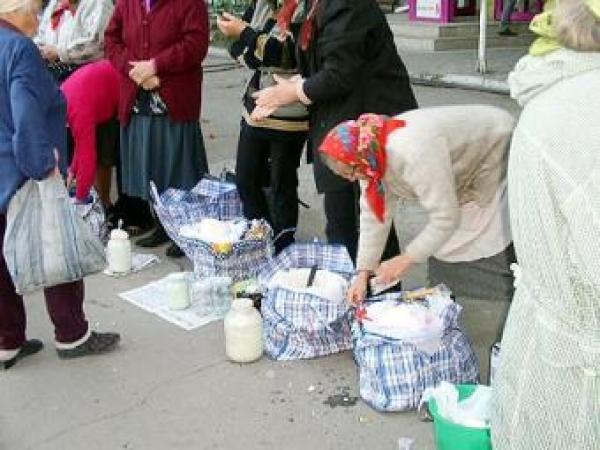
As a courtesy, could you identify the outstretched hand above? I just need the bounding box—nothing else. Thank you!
[251,75,300,121]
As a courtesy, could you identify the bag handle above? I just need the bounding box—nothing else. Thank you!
[149,181,163,208]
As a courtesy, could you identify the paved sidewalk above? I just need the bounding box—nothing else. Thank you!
[0,56,518,450]
[401,47,526,94]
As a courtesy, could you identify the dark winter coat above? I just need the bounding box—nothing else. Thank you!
[297,0,418,192]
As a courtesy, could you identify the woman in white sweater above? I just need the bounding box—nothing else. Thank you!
[318,105,516,304]
[35,0,114,82]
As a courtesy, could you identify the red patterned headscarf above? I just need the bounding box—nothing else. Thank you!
[319,114,406,223]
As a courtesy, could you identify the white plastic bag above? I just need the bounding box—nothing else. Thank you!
[420,382,493,428]
[3,177,107,294]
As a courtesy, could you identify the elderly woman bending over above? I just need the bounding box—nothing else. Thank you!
[319,105,516,305]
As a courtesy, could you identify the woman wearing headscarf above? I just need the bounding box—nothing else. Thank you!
[492,0,600,448]
[318,106,516,306]
[217,0,308,253]
[0,0,119,370]
[104,0,210,258]
[252,0,417,264]
[35,0,114,83]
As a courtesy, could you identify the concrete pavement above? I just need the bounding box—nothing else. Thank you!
[0,55,520,450]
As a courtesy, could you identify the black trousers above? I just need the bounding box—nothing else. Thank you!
[323,183,400,264]
[235,123,306,252]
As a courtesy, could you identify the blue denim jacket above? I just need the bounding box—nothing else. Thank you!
[0,21,67,213]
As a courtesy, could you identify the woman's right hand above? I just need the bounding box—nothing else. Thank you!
[347,271,370,307]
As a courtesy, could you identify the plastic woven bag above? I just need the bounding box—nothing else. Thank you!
[70,188,108,244]
[259,243,355,360]
[3,177,107,294]
[352,290,479,412]
[151,179,272,282]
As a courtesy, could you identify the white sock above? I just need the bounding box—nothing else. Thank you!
[0,347,20,362]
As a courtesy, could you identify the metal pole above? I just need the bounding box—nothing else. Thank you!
[477,0,488,74]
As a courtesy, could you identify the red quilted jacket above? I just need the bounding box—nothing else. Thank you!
[104,0,209,124]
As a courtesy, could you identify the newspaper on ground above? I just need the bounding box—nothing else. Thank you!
[103,253,160,278]
[119,273,221,330]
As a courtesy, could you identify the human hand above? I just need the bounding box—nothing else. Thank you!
[251,74,300,121]
[40,45,59,62]
[216,12,248,38]
[49,148,60,178]
[66,170,74,187]
[141,75,161,91]
[129,60,156,85]
[373,255,415,286]
[347,271,370,307]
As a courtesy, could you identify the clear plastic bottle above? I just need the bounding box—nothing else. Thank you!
[213,276,233,317]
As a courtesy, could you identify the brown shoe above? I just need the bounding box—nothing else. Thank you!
[56,332,120,359]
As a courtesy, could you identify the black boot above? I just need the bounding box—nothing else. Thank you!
[1,339,44,370]
[137,223,170,248]
[57,332,120,359]
[166,242,185,258]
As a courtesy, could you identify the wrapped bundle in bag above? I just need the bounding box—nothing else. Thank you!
[3,177,107,294]
[70,188,108,244]
[352,287,479,412]
[151,180,272,282]
[259,243,355,360]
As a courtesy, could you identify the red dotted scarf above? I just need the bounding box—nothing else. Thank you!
[319,114,406,223]
[277,0,320,50]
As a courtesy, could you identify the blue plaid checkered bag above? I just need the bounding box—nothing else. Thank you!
[259,243,355,360]
[352,293,479,412]
[150,180,272,282]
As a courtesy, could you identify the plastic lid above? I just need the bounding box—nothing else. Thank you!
[232,298,253,311]
[110,228,129,240]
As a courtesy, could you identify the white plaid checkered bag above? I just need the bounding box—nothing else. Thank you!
[259,243,355,360]
[352,293,479,412]
[150,180,272,282]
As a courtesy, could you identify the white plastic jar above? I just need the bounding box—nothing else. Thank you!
[224,298,263,363]
[106,228,132,273]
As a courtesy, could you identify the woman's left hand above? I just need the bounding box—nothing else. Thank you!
[141,75,161,91]
[251,75,300,121]
[129,60,156,85]
[373,255,415,285]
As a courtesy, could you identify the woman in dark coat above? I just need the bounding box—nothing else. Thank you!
[104,0,210,257]
[253,0,418,263]
[218,0,308,253]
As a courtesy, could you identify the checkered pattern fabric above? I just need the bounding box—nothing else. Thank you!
[260,243,356,360]
[150,180,272,282]
[352,294,480,412]
[72,188,108,244]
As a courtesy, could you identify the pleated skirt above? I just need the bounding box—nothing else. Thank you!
[120,114,209,200]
